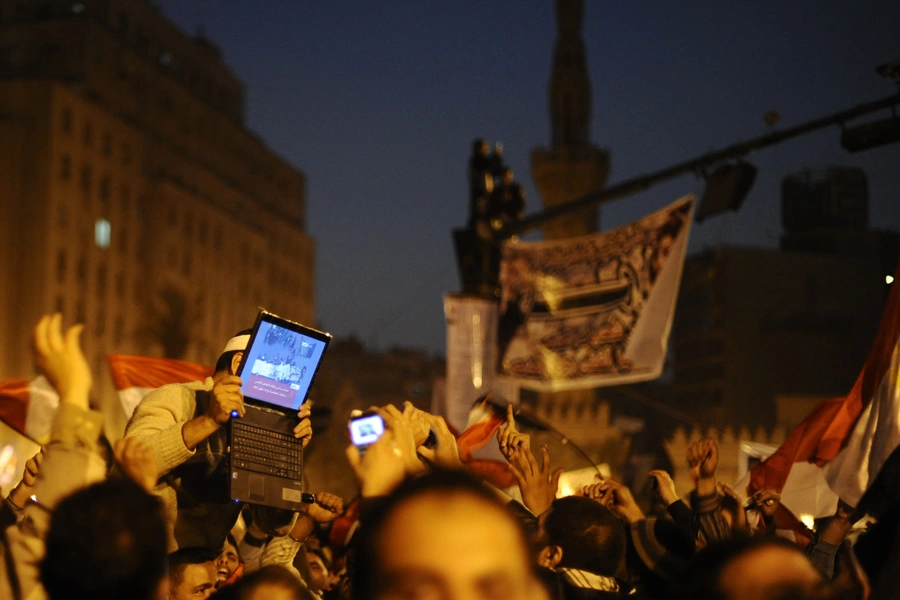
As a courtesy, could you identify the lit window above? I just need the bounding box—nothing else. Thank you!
[95,219,111,249]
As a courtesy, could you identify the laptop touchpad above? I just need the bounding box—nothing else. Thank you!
[249,474,266,501]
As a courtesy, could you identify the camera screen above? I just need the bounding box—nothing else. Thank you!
[349,414,385,446]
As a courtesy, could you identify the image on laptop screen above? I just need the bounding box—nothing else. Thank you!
[239,319,326,410]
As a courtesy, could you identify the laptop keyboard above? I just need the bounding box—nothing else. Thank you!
[232,421,302,479]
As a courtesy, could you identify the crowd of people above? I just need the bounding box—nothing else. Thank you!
[1,314,897,599]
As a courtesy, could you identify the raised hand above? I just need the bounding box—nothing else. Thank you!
[687,437,719,494]
[32,314,91,407]
[377,403,425,476]
[497,403,530,461]
[302,491,344,524]
[114,437,158,493]
[508,444,562,516]
[581,479,614,508]
[648,469,679,507]
[346,429,408,497]
[8,448,45,509]
[208,373,244,424]
[416,412,463,469]
[293,403,313,448]
[718,482,748,532]
[594,477,644,524]
[749,489,781,519]
[406,402,433,447]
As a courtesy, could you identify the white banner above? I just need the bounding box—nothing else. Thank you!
[498,195,694,390]
[443,295,500,433]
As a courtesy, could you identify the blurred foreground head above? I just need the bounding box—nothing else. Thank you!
[211,565,314,600]
[675,536,825,600]
[351,469,549,600]
[41,478,168,600]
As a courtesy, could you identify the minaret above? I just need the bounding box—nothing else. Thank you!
[531,0,610,240]
[531,0,611,417]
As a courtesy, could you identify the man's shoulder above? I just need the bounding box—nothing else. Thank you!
[131,379,213,417]
[142,379,211,399]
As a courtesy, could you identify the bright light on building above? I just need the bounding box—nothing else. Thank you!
[888,275,895,284]
[94,218,111,249]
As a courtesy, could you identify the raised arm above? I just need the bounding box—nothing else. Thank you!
[686,437,730,546]
[5,314,106,599]
[125,372,244,475]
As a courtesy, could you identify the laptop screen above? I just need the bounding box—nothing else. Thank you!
[236,312,331,411]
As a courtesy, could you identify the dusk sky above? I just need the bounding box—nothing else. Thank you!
[158,1,900,356]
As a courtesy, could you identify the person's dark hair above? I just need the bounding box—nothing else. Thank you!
[307,546,331,571]
[214,329,253,374]
[350,469,534,600]
[672,535,805,600]
[222,532,242,562]
[168,547,219,589]
[542,495,627,576]
[41,478,167,600]
[210,565,314,600]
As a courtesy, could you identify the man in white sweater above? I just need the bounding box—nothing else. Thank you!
[124,330,314,552]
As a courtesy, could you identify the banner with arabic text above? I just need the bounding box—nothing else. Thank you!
[498,195,694,390]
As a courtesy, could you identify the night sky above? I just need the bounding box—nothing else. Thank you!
[157,1,900,356]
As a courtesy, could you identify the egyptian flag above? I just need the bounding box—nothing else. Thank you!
[456,395,518,489]
[106,355,212,419]
[457,395,506,460]
[0,376,59,444]
[745,262,900,541]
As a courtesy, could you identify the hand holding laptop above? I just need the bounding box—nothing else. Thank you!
[228,311,331,510]
[292,403,313,448]
[210,373,245,424]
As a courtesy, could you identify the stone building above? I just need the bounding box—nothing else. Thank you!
[0,0,314,435]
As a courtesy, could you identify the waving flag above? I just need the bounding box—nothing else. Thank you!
[0,376,59,444]
[457,395,505,460]
[1,355,212,442]
[745,262,900,528]
[107,354,212,419]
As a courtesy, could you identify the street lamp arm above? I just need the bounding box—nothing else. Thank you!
[500,91,900,239]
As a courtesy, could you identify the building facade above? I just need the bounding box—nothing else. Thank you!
[671,168,898,432]
[0,1,314,432]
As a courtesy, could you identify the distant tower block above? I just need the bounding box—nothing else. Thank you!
[531,0,610,240]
